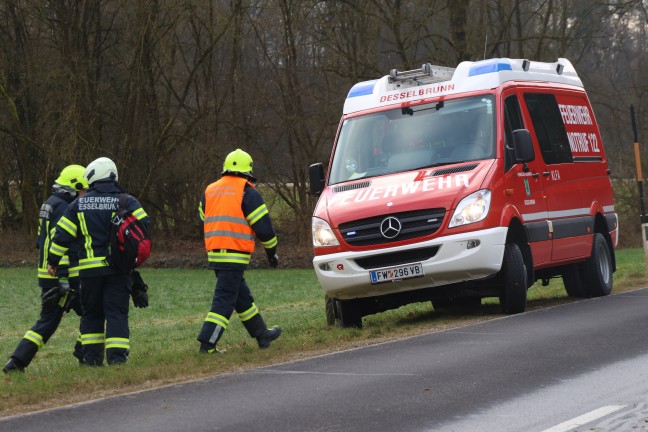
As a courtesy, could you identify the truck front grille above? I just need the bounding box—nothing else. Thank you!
[339,208,446,246]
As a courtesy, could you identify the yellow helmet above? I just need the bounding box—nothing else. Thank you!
[55,164,88,191]
[222,149,255,180]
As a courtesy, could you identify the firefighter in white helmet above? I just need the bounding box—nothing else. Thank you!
[47,157,150,366]
[197,149,281,353]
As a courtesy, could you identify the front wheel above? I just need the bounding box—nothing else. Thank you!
[499,243,528,314]
[325,295,335,326]
[581,233,613,297]
[334,299,363,329]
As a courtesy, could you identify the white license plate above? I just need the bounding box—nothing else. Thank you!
[370,263,424,284]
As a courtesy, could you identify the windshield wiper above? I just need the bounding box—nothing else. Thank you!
[418,160,466,169]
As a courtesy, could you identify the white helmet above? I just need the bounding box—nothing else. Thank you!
[84,157,118,184]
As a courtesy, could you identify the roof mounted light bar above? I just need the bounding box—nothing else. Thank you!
[388,63,455,84]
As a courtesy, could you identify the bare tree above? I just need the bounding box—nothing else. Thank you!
[1,0,646,249]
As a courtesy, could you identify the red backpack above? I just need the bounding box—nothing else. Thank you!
[109,194,151,273]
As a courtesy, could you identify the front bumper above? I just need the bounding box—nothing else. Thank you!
[313,227,508,300]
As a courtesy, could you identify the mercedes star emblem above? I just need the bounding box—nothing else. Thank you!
[380,216,402,239]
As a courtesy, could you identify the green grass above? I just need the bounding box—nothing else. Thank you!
[1,248,647,415]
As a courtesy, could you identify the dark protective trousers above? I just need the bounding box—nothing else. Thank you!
[197,270,267,349]
[80,272,131,366]
[11,278,82,367]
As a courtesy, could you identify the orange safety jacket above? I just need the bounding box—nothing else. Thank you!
[203,176,256,261]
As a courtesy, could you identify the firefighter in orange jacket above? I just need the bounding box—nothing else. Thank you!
[197,149,281,354]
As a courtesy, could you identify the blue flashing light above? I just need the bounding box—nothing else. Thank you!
[468,59,512,77]
[347,80,377,98]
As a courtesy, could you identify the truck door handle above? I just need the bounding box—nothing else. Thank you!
[532,173,540,178]
[543,171,550,177]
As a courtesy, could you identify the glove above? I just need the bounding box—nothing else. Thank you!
[265,247,278,268]
[131,270,149,308]
[64,286,83,316]
[42,279,70,308]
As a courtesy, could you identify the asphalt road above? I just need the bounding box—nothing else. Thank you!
[3,288,648,432]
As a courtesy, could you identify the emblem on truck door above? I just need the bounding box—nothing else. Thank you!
[380,216,402,239]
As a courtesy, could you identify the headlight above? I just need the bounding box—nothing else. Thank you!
[449,189,492,228]
[312,217,340,247]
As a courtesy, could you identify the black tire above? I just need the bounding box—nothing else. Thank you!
[325,295,335,326]
[562,264,586,298]
[334,299,363,329]
[581,233,613,297]
[499,242,527,314]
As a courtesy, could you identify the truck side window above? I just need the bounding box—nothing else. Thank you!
[524,93,573,165]
[504,95,524,171]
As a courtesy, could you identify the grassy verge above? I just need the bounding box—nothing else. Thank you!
[1,248,646,416]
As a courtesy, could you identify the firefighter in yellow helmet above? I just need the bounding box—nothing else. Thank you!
[4,165,88,373]
[197,149,281,353]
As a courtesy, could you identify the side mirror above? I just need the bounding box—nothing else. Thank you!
[512,129,535,163]
[309,163,326,196]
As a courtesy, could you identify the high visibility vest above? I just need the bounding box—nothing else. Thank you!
[203,176,255,253]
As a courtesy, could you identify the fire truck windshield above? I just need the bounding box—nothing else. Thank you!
[328,95,496,185]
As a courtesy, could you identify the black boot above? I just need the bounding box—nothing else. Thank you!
[242,314,282,349]
[199,342,225,354]
[257,326,282,349]
[3,357,26,373]
[73,341,85,365]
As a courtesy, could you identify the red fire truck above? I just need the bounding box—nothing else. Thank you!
[309,58,618,328]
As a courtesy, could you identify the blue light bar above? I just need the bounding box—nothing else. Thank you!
[468,59,512,77]
[347,80,377,98]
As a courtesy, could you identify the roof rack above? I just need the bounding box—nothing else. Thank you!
[388,63,455,84]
